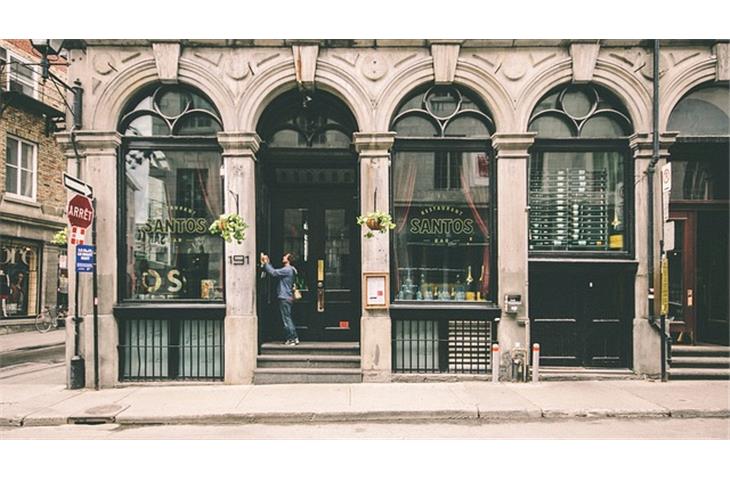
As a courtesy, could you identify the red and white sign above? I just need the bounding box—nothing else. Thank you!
[67,194,94,229]
[69,226,87,246]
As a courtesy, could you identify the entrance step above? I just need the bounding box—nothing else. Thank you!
[668,368,730,380]
[669,345,730,380]
[253,367,362,384]
[536,367,638,381]
[257,354,361,369]
[255,342,362,384]
[260,342,360,356]
[671,345,730,357]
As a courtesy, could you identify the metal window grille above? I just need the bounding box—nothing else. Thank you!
[393,318,492,374]
[118,318,224,381]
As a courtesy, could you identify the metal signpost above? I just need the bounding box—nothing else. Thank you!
[64,173,97,389]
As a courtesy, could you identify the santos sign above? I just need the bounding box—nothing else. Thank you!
[407,205,481,244]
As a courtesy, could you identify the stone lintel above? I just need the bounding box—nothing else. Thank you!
[57,131,122,156]
[152,42,181,84]
[491,132,537,157]
[353,132,396,157]
[217,132,261,157]
[570,41,601,83]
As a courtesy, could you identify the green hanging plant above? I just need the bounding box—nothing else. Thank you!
[209,213,248,244]
[51,227,68,246]
[357,211,396,239]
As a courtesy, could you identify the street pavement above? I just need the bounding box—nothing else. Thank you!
[1,328,729,431]
[0,328,66,368]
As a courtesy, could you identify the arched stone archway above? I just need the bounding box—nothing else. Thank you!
[660,59,718,131]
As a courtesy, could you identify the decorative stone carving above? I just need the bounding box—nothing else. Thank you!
[431,43,460,84]
[224,54,251,81]
[393,52,419,68]
[570,42,600,83]
[361,54,388,81]
[293,44,319,90]
[152,42,181,83]
[501,54,527,81]
[333,52,359,67]
[714,42,729,81]
[639,51,669,80]
[93,52,116,76]
[193,51,223,66]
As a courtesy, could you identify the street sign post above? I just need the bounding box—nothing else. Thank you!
[76,245,95,273]
[67,194,94,229]
[63,172,94,198]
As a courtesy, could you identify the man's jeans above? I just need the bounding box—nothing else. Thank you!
[278,299,298,341]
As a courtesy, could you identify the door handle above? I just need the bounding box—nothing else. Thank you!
[317,259,325,312]
[687,289,693,307]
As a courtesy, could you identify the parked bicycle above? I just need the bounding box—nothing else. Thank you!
[35,305,67,333]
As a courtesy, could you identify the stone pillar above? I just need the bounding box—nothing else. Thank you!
[629,132,678,376]
[56,131,121,388]
[353,132,395,382]
[217,132,261,384]
[491,133,536,364]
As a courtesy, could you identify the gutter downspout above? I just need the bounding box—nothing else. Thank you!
[646,39,667,381]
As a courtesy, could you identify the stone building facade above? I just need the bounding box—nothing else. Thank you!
[56,40,729,388]
[1,39,68,331]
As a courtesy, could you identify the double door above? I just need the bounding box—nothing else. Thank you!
[530,265,633,368]
[261,190,360,342]
[668,209,729,345]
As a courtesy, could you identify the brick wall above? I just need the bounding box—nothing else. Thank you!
[1,104,67,215]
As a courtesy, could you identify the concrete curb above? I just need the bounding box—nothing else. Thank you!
[4,408,729,427]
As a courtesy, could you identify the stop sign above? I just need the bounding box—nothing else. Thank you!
[67,194,94,229]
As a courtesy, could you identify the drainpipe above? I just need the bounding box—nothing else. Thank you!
[646,39,667,380]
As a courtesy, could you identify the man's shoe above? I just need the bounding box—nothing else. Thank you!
[284,339,296,345]
[294,338,300,345]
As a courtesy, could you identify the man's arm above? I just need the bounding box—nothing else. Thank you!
[264,263,289,278]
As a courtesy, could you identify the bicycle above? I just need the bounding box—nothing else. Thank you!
[35,305,67,333]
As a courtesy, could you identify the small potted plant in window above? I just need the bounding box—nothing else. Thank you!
[357,211,396,239]
[51,227,68,247]
[209,213,248,244]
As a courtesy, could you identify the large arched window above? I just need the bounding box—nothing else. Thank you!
[527,84,634,254]
[667,84,729,201]
[119,84,225,302]
[390,85,495,303]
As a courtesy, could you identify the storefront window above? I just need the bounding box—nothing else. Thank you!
[1,239,40,317]
[119,85,224,301]
[528,84,633,254]
[391,86,495,302]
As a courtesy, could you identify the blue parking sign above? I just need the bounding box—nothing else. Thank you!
[76,245,95,273]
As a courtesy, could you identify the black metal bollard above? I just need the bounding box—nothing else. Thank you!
[70,355,85,389]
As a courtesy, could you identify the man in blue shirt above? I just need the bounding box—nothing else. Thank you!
[262,252,299,345]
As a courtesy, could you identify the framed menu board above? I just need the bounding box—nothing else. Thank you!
[363,272,389,309]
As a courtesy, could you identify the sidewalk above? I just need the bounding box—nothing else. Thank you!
[1,377,728,427]
[0,329,66,353]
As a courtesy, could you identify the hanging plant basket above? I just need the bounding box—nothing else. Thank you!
[357,211,396,239]
[51,227,68,247]
[209,213,248,244]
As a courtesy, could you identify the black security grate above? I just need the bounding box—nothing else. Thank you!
[393,318,492,374]
[118,318,224,381]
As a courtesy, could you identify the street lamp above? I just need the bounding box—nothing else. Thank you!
[30,39,66,80]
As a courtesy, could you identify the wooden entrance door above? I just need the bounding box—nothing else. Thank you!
[669,208,730,345]
[530,265,632,368]
[263,189,360,342]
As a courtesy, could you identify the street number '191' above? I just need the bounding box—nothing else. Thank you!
[228,255,249,266]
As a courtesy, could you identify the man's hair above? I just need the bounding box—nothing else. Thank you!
[284,252,295,264]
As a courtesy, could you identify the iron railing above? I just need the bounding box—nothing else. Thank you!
[118,318,224,381]
[393,318,493,374]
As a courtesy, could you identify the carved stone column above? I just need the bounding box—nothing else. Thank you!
[629,131,678,376]
[491,133,536,363]
[217,132,261,384]
[56,131,122,388]
[353,132,395,382]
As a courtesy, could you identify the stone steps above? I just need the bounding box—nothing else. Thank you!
[254,342,362,384]
[669,345,730,380]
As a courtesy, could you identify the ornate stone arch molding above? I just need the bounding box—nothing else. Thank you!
[375,58,434,132]
[660,58,717,131]
[376,57,511,132]
[516,58,651,133]
[239,58,370,133]
[92,58,236,131]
